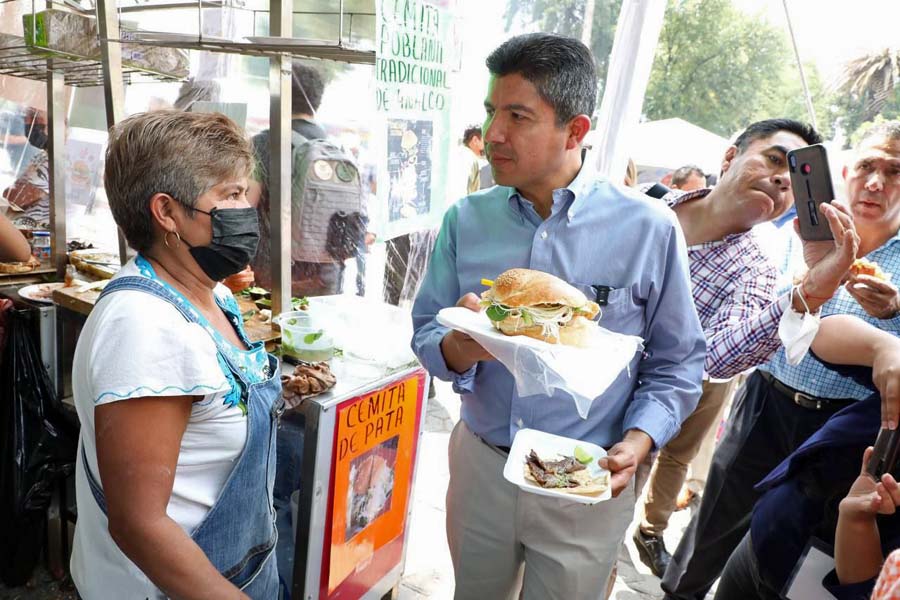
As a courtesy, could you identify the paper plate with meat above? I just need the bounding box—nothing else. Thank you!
[502,428,611,504]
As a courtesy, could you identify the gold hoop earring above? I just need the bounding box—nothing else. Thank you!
[164,230,181,249]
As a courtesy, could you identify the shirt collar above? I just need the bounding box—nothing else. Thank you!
[506,151,600,223]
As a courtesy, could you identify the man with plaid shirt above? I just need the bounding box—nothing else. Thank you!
[662,121,900,599]
[634,119,859,577]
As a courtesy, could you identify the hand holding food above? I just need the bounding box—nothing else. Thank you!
[846,262,900,319]
[480,268,599,347]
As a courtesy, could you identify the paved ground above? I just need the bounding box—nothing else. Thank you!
[398,379,711,600]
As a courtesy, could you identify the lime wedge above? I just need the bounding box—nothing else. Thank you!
[574,445,593,464]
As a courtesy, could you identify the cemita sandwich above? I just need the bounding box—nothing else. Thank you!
[480,268,600,347]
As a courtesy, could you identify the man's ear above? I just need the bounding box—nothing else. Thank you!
[148,193,180,234]
[566,114,592,150]
[721,146,739,175]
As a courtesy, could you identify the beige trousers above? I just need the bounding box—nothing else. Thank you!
[446,421,636,600]
[640,378,736,536]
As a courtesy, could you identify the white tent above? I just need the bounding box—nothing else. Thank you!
[629,118,729,175]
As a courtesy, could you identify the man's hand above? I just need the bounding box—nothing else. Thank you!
[846,274,900,320]
[796,202,859,312]
[598,429,653,497]
[440,293,494,374]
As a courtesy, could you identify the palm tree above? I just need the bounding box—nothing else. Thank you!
[838,48,900,122]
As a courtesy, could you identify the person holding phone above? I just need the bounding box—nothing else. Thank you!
[634,119,857,577]
[664,122,900,600]
[712,314,900,599]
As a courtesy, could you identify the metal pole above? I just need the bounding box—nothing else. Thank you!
[47,70,66,278]
[782,0,818,131]
[582,0,595,46]
[269,0,292,316]
[96,0,129,265]
[339,0,344,44]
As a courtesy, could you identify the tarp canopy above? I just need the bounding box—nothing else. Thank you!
[627,117,729,174]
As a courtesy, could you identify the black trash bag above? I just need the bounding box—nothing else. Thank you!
[0,308,78,586]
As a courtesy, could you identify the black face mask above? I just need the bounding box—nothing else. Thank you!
[27,124,48,150]
[185,206,260,282]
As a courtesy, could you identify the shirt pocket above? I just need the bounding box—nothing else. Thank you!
[572,284,645,336]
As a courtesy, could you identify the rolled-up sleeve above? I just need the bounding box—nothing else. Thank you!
[623,222,705,448]
[410,206,477,393]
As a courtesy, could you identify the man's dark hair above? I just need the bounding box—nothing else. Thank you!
[733,118,822,152]
[486,33,597,127]
[291,63,325,116]
[463,125,482,145]
[671,164,705,187]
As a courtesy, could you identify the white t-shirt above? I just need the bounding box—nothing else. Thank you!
[70,260,252,599]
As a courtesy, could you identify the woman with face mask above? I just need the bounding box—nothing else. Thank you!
[69,111,280,600]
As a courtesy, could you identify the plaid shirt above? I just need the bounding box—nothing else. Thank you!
[666,189,789,379]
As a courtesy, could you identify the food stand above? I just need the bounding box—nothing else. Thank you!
[0,0,437,596]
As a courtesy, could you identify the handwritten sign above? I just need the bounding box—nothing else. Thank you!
[323,371,425,598]
[374,0,460,240]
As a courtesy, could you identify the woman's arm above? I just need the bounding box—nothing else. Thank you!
[95,395,249,600]
[0,212,31,261]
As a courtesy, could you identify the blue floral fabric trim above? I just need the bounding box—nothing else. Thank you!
[131,255,269,411]
[96,383,225,404]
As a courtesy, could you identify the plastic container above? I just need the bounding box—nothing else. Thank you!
[31,231,50,261]
[273,310,334,363]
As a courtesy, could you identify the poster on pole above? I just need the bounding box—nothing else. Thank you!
[321,370,426,599]
[374,0,461,240]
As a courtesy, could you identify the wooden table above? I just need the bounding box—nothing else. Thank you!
[52,286,280,344]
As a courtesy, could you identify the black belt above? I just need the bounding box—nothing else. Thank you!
[759,370,855,411]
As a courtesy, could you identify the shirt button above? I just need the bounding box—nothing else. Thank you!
[540,231,548,240]
[516,418,524,428]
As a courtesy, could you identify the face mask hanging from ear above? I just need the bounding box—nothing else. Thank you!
[778,285,821,366]
[183,206,260,282]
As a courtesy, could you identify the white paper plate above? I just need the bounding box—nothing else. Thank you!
[18,282,65,304]
[503,428,611,504]
[437,306,583,351]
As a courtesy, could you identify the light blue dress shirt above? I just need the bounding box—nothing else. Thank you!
[411,162,705,449]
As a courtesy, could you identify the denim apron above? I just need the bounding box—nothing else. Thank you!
[82,276,284,598]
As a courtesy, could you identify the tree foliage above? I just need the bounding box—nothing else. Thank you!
[504,0,829,139]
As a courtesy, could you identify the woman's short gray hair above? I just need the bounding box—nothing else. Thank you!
[104,110,253,253]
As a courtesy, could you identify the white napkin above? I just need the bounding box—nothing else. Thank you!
[437,307,644,418]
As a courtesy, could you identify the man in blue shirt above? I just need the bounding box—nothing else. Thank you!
[411,33,705,600]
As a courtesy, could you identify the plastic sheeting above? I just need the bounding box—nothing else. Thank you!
[0,308,78,585]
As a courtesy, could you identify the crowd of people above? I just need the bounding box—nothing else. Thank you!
[3,23,900,600]
[412,32,900,600]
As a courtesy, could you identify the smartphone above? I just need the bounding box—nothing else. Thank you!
[866,428,900,481]
[787,144,835,241]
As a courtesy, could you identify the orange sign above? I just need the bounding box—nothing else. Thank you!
[323,371,425,598]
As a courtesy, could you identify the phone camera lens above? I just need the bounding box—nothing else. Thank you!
[789,155,797,168]
[801,163,812,175]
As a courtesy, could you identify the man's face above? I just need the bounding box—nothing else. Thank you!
[673,172,706,191]
[843,135,900,230]
[719,131,807,224]
[482,73,572,192]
